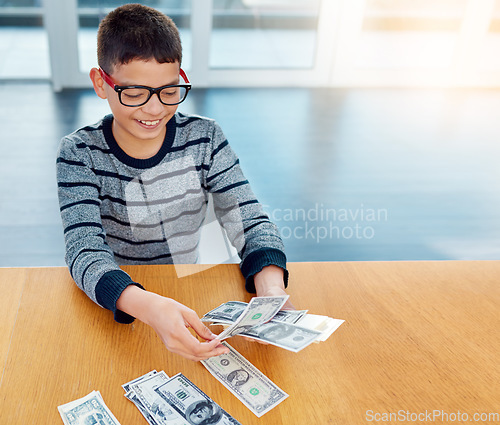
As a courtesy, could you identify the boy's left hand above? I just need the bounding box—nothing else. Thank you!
[254,264,295,310]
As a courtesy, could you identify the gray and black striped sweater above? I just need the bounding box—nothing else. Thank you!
[57,112,287,323]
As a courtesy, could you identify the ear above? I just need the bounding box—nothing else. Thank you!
[89,67,107,100]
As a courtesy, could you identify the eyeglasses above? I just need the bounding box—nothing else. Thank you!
[99,67,191,107]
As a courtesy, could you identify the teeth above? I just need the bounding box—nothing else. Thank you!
[139,119,160,126]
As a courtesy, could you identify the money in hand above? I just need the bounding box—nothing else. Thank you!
[217,296,289,340]
[58,391,121,425]
[203,301,344,349]
[202,301,307,325]
[239,321,322,352]
[202,301,248,324]
[201,342,288,417]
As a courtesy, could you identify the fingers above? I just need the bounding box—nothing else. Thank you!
[168,332,228,361]
[148,298,230,361]
[184,310,219,341]
[166,313,229,360]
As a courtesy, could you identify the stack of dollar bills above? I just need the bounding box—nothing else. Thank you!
[202,296,344,352]
[122,370,243,424]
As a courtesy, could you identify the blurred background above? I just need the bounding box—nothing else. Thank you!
[1,0,500,266]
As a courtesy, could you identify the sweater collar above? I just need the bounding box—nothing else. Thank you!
[102,114,177,169]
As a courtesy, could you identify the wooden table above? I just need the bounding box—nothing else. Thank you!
[1,261,499,424]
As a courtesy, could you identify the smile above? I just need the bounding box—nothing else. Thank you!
[138,119,161,126]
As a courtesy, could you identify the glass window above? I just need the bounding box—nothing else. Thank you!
[77,0,192,73]
[356,0,468,69]
[476,0,500,71]
[0,0,50,79]
[210,0,321,69]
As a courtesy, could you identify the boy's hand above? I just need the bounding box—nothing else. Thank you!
[117,286,229,361]
[254,265,295,310]
[244,265,294,345]
[146,296,229,361]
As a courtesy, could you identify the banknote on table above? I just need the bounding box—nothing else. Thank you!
[123,370,162,425]
[155,373,242,425]
[58,390,121,425]
[239,321,322,352]
[201,341,288,417]
[125,371,241,425]
[217,296,289,340]
[129,371,187,425]
[122,370,158,393]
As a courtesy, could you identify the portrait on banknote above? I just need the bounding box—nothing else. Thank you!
[257,323,295,340]
[185,400,222,425]
[226,369,250,387]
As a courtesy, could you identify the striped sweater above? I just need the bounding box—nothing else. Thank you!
[57,113,287,323]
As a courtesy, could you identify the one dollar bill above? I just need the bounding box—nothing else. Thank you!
[217,296,289,340]
[239,321,322,352]
[202,301,307,325]
[201,341,288,417]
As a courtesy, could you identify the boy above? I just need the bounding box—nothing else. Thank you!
[56,4,291,361]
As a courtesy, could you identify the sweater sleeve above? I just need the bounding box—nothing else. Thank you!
[56,135,142,323]
[203,122,288,292]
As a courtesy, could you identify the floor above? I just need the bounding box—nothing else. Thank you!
[1,83,500,267]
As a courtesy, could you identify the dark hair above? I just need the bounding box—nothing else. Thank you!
[97,3,182,74]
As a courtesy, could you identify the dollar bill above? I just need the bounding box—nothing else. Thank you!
[58,390,121,425]
[201,301,248,324]
[129,371,185,425]
[268,309,308,324]
[239,321,322,352]
[201,342,288,417]
[122,370,158,393]
[154,373,242,425]
[217,296,289,340]
[123,370,162,425]
[202,301,307,325]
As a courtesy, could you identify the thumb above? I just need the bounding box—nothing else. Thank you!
[185,311,218,341]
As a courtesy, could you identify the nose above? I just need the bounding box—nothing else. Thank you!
[141,92,165,116]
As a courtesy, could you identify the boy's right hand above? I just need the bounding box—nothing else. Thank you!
[116,286,229,361]
[146,296,229,361]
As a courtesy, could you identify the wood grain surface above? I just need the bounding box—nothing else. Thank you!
[0,261,499,424]
[0,268,26,376]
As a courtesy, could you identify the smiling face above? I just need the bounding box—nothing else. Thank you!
[91,59,181,157]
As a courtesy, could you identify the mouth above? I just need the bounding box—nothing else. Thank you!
[137,118,161,127]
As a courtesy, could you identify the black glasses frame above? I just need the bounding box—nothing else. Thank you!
[99,68,192,107]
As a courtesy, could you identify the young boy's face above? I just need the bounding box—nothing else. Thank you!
[94,59,182,149]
